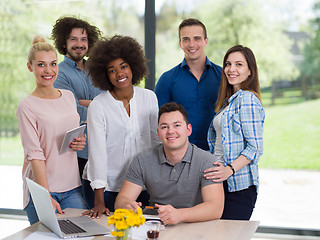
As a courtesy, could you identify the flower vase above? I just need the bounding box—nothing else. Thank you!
[116,227,131,240]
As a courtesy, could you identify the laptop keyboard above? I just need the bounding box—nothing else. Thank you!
[58,219,87,234]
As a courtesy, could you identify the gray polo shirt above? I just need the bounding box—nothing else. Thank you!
[126,143,220,208]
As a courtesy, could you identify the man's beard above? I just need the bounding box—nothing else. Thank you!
[67,47,87,62]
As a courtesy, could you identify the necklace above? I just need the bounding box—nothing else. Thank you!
[113,92,131,109]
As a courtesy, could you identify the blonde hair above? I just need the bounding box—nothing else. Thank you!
[27,35,57,64]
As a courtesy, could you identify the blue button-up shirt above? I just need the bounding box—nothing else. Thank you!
[54,56,103,159]
[155,57,222,150]
[207,90,265,192]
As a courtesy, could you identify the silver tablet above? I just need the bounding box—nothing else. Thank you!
[59,125,86,154]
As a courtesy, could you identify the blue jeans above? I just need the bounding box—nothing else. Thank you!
[24,186,86,225]
[221,181,257,220]
[82,179,150,212]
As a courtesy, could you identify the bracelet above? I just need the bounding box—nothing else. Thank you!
[227,164,235,175]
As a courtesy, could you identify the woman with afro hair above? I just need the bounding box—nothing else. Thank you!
[81,35,159,218]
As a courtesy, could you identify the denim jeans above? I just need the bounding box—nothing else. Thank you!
[24,186,86,225]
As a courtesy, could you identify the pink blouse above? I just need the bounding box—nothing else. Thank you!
[16,89,81,208]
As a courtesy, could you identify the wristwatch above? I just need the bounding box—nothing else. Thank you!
[227,164,235,175]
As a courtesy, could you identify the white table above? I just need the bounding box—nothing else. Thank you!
[3,208,259,240]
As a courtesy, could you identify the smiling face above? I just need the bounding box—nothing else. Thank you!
[107,58,133,91]
[27,50,58,88]
[65,28,88,62]
[224,51,251,92]
[179,25,208,62]
[157,111,192,152]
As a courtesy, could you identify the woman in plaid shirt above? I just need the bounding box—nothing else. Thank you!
[204,45,265,220]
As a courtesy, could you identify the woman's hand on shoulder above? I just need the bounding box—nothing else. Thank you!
[203,161,233,182]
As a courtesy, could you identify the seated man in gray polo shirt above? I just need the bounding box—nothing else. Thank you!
[115,102,224,225]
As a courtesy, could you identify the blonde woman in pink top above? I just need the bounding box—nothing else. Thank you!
[16,35,86,225]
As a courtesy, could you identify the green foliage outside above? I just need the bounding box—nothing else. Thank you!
[300,2,320,99]
[261,88,306,106]
[0,1,36,135]
[259,98,320,170]
[0,136,23,166]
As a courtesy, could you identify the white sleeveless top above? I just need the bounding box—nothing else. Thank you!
[212,108,226,163]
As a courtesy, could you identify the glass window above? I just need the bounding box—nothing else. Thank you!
[1,0,319,235]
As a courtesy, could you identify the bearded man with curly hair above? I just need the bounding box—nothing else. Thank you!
[51,16,103,183]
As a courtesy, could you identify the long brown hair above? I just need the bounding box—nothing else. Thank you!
[215,45,261,112]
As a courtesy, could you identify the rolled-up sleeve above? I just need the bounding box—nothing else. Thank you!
[16,102,46,162]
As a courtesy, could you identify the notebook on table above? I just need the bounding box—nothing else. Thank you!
[26,178,110,239]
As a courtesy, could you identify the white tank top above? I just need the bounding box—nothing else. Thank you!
[212,108,226,163]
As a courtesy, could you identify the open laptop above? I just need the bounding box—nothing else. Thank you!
[26,178,110,238]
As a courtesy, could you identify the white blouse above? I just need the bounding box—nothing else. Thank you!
[83,86,159,192]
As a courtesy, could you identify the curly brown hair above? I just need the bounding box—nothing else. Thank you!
[51,16,102,56]
[86,35,149,91]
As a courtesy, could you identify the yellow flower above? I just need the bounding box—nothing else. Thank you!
[115,209,128,215]
[137,207,143,215]
[117,231,124,237]
[108,207,145,235]
[115,220,128,230]
[108,218,116,225]
[134,215,141,226]
[113,213,124,221]
[125,215,135,227]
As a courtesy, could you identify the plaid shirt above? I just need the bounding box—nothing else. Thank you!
[207,90,265,192]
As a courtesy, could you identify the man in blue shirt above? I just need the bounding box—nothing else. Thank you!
[51,17,103,178]
[155,18,222,150]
